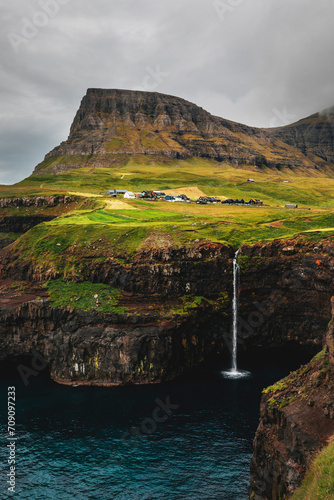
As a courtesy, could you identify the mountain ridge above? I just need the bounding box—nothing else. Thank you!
[33,88,334,175]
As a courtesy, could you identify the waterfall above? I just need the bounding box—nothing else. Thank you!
[231,249,240,373]
[221,249,250,379]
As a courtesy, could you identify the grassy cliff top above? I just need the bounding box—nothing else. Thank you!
[0,158,334,266]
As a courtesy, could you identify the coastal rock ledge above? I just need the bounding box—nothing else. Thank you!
[249,296,334,499]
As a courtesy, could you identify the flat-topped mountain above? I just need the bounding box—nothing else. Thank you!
[33,88,334,175]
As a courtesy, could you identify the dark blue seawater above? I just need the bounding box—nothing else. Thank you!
[0,361,293,500]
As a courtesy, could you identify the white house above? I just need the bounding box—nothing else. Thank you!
[124,191,136,199]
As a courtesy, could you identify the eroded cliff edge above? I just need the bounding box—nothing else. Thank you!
[249,296,334,500]
[0,236,333,386]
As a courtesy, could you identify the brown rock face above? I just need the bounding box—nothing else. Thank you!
[0,238,333,389]
[238,238,334,356]
[267,107,334,164]
[249,295,334,499]
[326,296,334,372]
[33,89,334,174]
[0,297,228,386]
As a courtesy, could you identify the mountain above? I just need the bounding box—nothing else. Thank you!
[33,89,334,175]
[266,106,334,164]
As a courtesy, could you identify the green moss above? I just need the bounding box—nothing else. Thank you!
[263,381,288,395]
[312,349,327,362]
[10,281,27,292]
[44,279,127,314]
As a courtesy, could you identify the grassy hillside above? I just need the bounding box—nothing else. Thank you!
[291,439,334,500]
[2,157,334,207]
[4,196,333,280]
[0,158,334,269]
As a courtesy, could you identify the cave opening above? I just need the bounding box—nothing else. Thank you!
[0,354,51,383]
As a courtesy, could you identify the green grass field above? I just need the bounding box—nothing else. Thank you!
[1,157,334,270]
[2,157,334,206]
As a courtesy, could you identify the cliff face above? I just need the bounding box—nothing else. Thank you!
[249,297,334,500]
[32,89,334,173]
[238,238,334,356]
[0,296,228,386]
[267,107,334,164]
[0,238,333,387]
[0,243,233,385]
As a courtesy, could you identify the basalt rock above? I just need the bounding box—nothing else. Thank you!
[0,196,73,207]
[267,106,334,164]
[0,237,333,389]
[249,299,334,499]
[0,296,228,386]
[237,238,334,357]
[326,296,334,373]
[32,89,334,174]
[0,216,56,233]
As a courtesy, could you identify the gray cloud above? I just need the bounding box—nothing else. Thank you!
[1,0,334,184]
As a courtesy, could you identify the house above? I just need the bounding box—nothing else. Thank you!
[142,191,155,199]
[107,189,127,197]
[285,204,298,209]
[249,199,263,205]
[124,191,135,199]
[222,199,245,205]
[152,191,166,198]
[247,179,255,182]
[165,195,177,202]
[204,197,220,203]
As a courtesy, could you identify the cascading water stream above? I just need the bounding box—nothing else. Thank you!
[221,249,250,379]
[231,249,240,373]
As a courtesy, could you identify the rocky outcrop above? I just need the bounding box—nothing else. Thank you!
[0,294,228,386]
[0,237,333,389]
[0,196,73,233]
[326,297,334,373]
[238,238,334,357]
[0,242,234,293]
[267,107,334,164]
[0,196,73,207]
[249,297,334,499]
[32,89,334,174]
[0,216,56,233]
[0,237,333,358]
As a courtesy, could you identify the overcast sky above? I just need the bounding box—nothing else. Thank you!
[1,0,334,184]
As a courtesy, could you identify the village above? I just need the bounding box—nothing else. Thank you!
[107,188,265,206]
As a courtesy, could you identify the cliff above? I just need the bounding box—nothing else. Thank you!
[267,107,334,165]
[0,237,333,387]
[249,297,334,499]
[0,293,228,386]
[32,89,334,174]
[0,243,233,385]
[238,237,334,356]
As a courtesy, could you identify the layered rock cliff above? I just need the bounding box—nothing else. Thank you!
[267,106,334,165]
[0,293,228,386]
[32,89,334,174]
[238,237,334,356]
[0,237,333,387]
[249,297,334,499]
[0,243,233,385]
